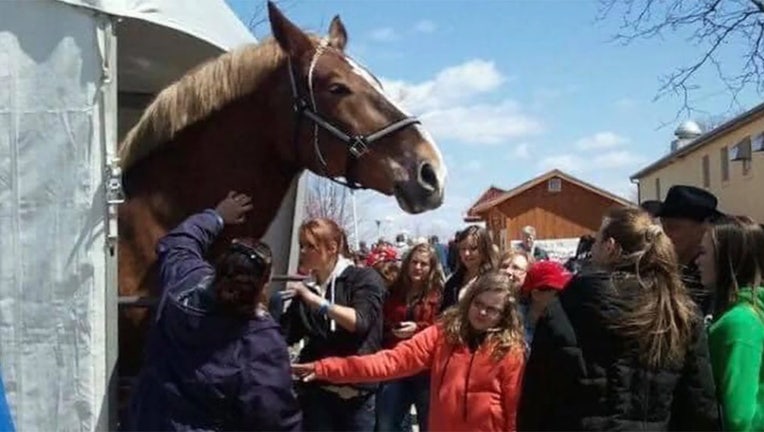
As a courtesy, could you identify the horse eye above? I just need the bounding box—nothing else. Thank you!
[328,83,351,95]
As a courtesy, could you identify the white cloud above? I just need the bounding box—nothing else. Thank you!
[355,190,472,242]
[512,142,530,159]
[369,27,398,42]
[575,131,628,151]
[380,59,541,145]
[382,59,505,112]
[422,102,541,144]
[413,19,437,33]
[538,149,645,173]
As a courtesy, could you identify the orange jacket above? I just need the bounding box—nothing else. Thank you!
[315,324,525,431]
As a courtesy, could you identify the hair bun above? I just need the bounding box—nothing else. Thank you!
[646,224,664,241]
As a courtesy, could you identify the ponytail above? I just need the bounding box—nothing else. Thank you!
[604,208,697,368]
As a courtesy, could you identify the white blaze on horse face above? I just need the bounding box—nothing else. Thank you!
[344,56,447,189]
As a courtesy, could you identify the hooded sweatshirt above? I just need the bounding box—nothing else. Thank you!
[315,324,525,431]
[709,287,764,432]
[127,210,301,431]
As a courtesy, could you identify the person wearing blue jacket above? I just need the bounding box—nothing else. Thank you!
[127,191,302,431]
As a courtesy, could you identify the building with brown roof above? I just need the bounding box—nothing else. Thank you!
[465,170,633,250]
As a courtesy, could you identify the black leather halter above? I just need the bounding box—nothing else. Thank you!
[287,41,420,189]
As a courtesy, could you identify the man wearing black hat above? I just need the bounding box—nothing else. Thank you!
[640,200,662,222]
[656,185,723,318]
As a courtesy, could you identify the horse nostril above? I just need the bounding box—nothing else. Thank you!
[417,162,439,192]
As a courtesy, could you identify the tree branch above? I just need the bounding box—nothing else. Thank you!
[599,0,764,118]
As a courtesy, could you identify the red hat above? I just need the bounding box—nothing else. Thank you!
[365,247,398,267]
[521,261,572,295]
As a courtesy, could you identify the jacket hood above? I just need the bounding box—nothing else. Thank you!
[161,274,279,348]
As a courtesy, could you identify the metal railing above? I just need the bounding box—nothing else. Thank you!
[117,274,306,308]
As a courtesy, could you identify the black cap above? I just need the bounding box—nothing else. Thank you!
[656,185,723,222]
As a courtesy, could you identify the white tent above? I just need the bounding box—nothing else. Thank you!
[0,1,303,429]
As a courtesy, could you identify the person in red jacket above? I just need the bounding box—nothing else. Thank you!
[293,271,526,432]
[378,242,444,431]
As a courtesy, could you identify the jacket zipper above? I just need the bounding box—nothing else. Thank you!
[462,352,477,421]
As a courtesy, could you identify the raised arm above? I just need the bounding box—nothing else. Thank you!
[310,324,441,384]
[156,192,253,292]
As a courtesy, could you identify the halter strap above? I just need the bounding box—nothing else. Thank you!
[287,40,420,190]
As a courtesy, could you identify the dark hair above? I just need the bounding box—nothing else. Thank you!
[708,216,764,317]
[215,238,273,317]
[455,225,498,275]
[372,260,401,288]
[640,200,662,218]
[601,207,697,368]
[575,234,595,259]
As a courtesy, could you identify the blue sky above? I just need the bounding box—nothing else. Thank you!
[226,0,760,241]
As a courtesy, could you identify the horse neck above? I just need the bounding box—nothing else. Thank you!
[123,86,299,243]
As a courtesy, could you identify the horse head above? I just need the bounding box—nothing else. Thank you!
[268,2,446,214]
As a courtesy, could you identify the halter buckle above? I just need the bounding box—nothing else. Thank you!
[348,136,369,158]
[293,98,309,113]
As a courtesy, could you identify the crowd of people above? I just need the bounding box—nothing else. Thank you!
[124,184,764,431]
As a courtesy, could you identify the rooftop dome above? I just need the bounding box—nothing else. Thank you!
[674,120,703,139]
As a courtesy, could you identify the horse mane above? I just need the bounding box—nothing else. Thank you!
[118,37,296,171]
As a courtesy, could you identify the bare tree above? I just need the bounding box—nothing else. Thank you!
[304,173,353,232]
[598,0,764,119]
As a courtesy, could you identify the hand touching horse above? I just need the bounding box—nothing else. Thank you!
[117,2,447,377]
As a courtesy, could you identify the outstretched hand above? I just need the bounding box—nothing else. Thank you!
[291,363,317,382]
[215,191,253,225]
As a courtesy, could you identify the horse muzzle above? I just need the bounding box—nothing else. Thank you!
[393,161,444,214]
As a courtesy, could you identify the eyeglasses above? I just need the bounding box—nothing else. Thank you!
[470,299,503,318]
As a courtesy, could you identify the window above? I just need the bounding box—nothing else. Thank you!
[548,178,562,192]
[743,159,752,176]
[655,177,661,200]
[702,155,710,187]
[721,146,729,182]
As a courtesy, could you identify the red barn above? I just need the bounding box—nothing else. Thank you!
[465,170,633,250]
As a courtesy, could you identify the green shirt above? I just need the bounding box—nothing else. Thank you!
[709,287,764,432]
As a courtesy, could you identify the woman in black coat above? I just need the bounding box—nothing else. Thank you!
[518,207,719,431]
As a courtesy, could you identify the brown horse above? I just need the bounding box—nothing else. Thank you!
[117,2,447,377]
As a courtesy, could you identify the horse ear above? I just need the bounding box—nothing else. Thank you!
[268,1,312,58]
[328,15,347,51]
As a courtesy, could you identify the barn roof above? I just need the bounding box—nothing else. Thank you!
[468,169,633,217]
[463,185,506,222]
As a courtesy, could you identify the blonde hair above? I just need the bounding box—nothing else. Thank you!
[441,272,524,361]
[499,249,533,267]
[601,207,698,368]
[119,38,290,170]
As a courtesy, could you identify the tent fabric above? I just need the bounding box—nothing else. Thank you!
[0,0,282,430]
[0,1,112,430]
[55,0,254,52]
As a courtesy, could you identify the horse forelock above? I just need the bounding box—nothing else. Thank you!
[118,37,297,171]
